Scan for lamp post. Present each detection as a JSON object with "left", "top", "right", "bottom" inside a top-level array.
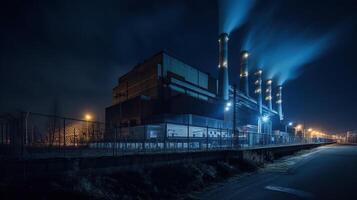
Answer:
[
  {"left": 261, "top": 115, "right": 270, "bottom": 144},
  {"left": 285, "top": 122, "right": 293, "bottom": 132},
  {"left": 224, "top": 100, "right": 233, "bottom": 147},
  {"left": 295, "top": 124, "right": 303, "bottom": 142},
  {"left": 85, "top": 114, "right": 92, "bottom": 141},
  {"left": 307, "top": 128, "right": 313, "bottom": 143}
]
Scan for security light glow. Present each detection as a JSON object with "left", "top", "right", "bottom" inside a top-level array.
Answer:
[
  {"left": 296, "top": 124, "right": 302, "bottom": 130},
  {"left": 262, "top": 115, "right": 269, "bottom": 122},
  {"left": 226, "top": 101, "right": 232, "bottom": 107},
  {"left": 223, "top": 61, "right": 227, "bottom": 67},
  {"left": 224, "top": 35, "right": 229, "bottom": 41},
  {"left": 85, "top": 114, "right": 92, "bottom": 121},
  {"left": 243, "top": 52, "right": 249, "bottom": 59}
]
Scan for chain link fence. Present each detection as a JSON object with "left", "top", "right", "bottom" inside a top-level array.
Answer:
[{"left": 0, "top": 112, "right": 333, "bottom": 159}]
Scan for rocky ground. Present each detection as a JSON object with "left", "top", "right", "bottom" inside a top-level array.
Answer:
[{"left": 0, "top": 158, "right": 259, "bottom": 200}]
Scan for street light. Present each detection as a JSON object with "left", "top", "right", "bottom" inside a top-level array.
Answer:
[
  {"left": 285, "top": 121, "right": 293, "bottom": 132},
  {"left": 84, "top": 113, "right": 92, "bottom": 141},
  {"left": 85, "top": 114, "right": 92, "bottom": 121},
  {"left": 294, "top": 124, "right": 303, "bottom": 140},
  {"left": 260, "top": 115, "right": 270, "bottom": 134},
  {"left": 296, "top": 124, "right": 302, "bottom": 131}
]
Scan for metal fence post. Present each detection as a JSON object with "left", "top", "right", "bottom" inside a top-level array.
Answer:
[
  {"left": 63, "top": 119, "right": 66, "bottom": 146},
  {"left": 113, "top": 126, "right": 117, "bottom": 156},
  {"left": 5, "top": 123, "right": 7, "bottom": 144},
  {"left": 227, "top": 128, "right": 229, "bottom": 149},
  {"left": 20, "top": 113, "right": 25, "bottom": 157},
  {"left": 206, "top": 126, "right": 209, "bottom": 151},
  {"left": 143, "top": 125, "right": 146, "bottom": 152},
  {"left": 164, "top": 123, "right": 167, "bottom": 152},
  {"left": 231, "top": 129, "right": 233, "bottom": 149},
  {"left": 220, "top": 127, "right": 222, "bottom": 149},
  {"left": 89, "top": 122, "right": 95, "bottom": 142},
  {"left": 73, "top": 128, "right": 76, "bottom": 147},
  {"left": 63, "top": 118, "right": 66, "bottom": 157},
  {"left": 119, "top": 124, "right": 122, "bottom": 154},
  {"left": 58, "top": 116, "right": 61, "bottom": 153},
  {"left": 1, "top": 123, "right": 3, "bottom": 145},
  {"left": 187, "top": 123, "right": 190, "bottom": 152}
]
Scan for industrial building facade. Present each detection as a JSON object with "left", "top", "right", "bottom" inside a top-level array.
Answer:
[
  {"left": 106, "top": 52, "right": 226, "bottom": 127},
  {"left": 106, "top": 33, "right": 288, "bottom": 144}
]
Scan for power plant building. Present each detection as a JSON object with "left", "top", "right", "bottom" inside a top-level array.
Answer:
[
  {"left": 106, "top": 51, "right": 226, "bottom": 128},
  {"left": 106, "top": 35, "right": 286, "bottom": 142}
]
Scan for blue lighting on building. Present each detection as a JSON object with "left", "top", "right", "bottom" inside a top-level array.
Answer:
[{"left": 262, "top": 115, "right": 269, "bottom": 122}]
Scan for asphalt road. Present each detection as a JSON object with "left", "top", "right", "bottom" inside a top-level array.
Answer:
[{"left": 197, "top": 144, "right": 357, "bottom": 200}]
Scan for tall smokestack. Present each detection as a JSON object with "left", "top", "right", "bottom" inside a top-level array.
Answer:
[
  {"left": 276, "top": 85, "right": 284, "bottom": 121},
  {"left": 265, "top": 79, "right": 273, "bottom": 110},
  {"left": 239, "top": 50, "right": 249, "bottom": 96},
  {"left": 254, "top": 69, "right": 263, "bottom": 115},
  {"left": 218, "top": 33, "right": 229, "bottom": 100}
]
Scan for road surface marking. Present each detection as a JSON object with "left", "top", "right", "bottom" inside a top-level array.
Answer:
[
  {"left": 265, "top": 185, "right": 314, "bottom": 199},
  {"left": 261, "top": 147, "right": 326, "bottom": 173}
]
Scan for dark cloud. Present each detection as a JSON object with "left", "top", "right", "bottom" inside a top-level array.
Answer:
[{"left": 0, "top": 0, "right": 191, "bottom": 120}]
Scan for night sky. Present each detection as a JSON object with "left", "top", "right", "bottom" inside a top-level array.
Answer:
[{"left": 1, "top": 0, "right": 356, "bottom": 133}]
